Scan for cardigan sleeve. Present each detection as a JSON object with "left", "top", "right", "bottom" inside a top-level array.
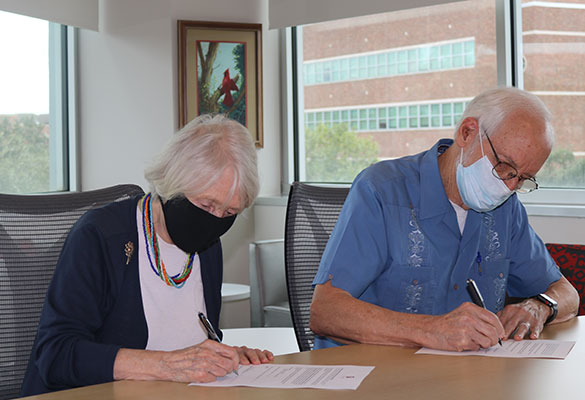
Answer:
[{"left": 33, "top": 215, "right": 123, "bottom": 390}]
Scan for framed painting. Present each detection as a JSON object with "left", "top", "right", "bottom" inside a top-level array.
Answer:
[{"left": 178, "top": 20, "right": 263, "bottom": 147}]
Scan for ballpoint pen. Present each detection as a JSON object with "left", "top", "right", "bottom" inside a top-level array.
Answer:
[
  {"left": 198, "top": 312, "right": 239, "bottom": 375},
  {"left": 466, "top": 278, "right": 503, "bottom": 346}
]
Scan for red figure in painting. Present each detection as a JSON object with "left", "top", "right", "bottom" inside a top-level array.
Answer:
[{"left": 220, "top": 69, "right": 238, "bottom": 107}]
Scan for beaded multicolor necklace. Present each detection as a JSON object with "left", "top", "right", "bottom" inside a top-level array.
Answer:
[{"left": 140, "top": 193, "right": 195, "bottom": 288}]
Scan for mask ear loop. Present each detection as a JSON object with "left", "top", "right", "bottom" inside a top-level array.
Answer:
[
  {"left": 460, "top": 124, "right": 486, "bottom": 164},
  {"left": 477, "top": 124, "right": 486, "bottom": 156}
]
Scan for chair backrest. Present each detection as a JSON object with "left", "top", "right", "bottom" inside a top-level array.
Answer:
[
  {"left": 545, "top": 243, "right": 585, "bottom": 316},
  {"left": 284, "top": 182, "right": 350, "bottom": 351},
  {"left": 0, "top": 184, "right": 144, "bottom": 400},
  {"left": 249, "top": 239, "right": 287, "bottom": 327}
]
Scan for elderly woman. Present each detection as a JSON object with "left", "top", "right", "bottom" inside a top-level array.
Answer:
[{"left": 21, "top": 114, "right": 273, "bottom": 396}]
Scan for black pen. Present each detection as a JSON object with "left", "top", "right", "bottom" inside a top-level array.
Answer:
[
  {"left": 198, "top": 312, "right": 239, "bottom": 375},
  {"left": 466, "top": 279, "right": 503, "bottom": 346}
]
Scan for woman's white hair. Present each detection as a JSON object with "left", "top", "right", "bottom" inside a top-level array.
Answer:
[
  {"left": 145, "top": 114, "right": 259, "bottom": 209},
  {"left": 456, "top": 86, "right": 554, "bottom": 144}
]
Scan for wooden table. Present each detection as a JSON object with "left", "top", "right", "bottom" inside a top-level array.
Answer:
[{"left": 20, "top": 317, "right": 585, "bottom": 400}]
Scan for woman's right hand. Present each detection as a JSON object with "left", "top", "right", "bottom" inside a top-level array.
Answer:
[
  {"left": 159, "top": 340, "right": 240, "bottom": 382},
  {"left": 114, "top": 339, "right": 240, "bottom": 383}
]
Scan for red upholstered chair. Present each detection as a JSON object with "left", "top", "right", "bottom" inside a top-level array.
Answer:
[{"left": 545, "top": 243, "right": 585, "bottom": 316}]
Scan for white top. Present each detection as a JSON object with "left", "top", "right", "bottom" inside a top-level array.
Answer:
[
  {"left": 136, "top": 207, "right": 208, "bottom": 351},
  {"left": 449, "top": 199, "right": 468, "bottom": 235}
]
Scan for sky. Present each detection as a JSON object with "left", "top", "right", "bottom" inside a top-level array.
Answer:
[{"left": 0, "top": 11, "right": 49, "bottom": 115}]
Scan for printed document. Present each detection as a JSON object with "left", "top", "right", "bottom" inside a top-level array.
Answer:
[
  {"left": 189, "top": 364, "right": 374, "bottom": 390},
  {"left": 416, "top": 339, "right": 575, "bottom": 359}
]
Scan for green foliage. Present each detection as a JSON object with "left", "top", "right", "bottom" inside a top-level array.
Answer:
[
  {"left": 0, "top": 114, "right": 50, "bottom": 194},
  {"left": 538, "top": 148, "right": 585, "bottom": 188},
  {"left": 305, "top": 124, "right": 379, "bottom": 182}
]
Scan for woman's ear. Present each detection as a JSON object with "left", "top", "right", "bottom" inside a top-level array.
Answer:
[{"left": 455, "top": 117, "right": 480, "bottom": 148}]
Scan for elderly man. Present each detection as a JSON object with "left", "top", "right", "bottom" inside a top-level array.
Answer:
[{"left": 310, "top": 87, "right": 579, "bottom": 351}]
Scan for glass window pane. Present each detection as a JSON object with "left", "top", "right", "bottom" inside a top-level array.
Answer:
[
  {"left": 521, "top": 1, "right": 585, "bottom": 188},
  {"left": 298, "top": 0, "right": 498, "bottom": 183},
  {"left": 0, "top": 11, "right": 63, "bottom": 193}
]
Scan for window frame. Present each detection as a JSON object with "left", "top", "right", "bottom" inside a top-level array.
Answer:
[
  {"left": 280, "top": 0, "right": 585, "bottom": 215},
  {"left": 0, "top": 15, "right": 77, "bottom": 194},
  {"left": 49, "top": 23, "right": 79, "bottom": 193}
]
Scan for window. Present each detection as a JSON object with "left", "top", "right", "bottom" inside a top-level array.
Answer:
[
  {"left": 288, "top": 0, "right": 585, "bottom": 197},
  {"left": 303, "top": 38, "right": 475, "bottom": 86},
  {"left": 293, "top": 0, "right": 497, "bottom": 182},
  {"left": 520, "top": 0, "right": 585, "bottom": 189},
  {"left": 0, "top": 11, "right": 73, "bottom": 194},
  {"left": 305, "top": 100, "right": 470, "bottom": 133}
]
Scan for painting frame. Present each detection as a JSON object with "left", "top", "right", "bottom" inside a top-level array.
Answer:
[{"left": 178, "top": 20, "right": 263, "bottom": 147}]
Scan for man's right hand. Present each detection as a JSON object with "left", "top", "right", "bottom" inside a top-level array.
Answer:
[{"left": 425, "top": 302, "right": 505, "bottom": 351}]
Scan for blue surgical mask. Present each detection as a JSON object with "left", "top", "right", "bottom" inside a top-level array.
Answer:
[{"left": 456, "top": 131, "right": 513, "bottom": 212}]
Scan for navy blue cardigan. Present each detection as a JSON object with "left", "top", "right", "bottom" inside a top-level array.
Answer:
[{"left": 20, "top": 195, "right": 224, "bottom": 396}]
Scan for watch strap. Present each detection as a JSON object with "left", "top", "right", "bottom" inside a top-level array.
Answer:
[{"left": 533, "top": 293, "right": 558, "bottom": 325}]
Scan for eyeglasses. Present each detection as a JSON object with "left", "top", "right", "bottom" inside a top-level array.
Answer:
[{"left": 483, "top": 131, "right": 539, "bottom": 194}]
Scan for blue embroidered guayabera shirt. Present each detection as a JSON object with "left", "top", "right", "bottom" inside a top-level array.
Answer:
[{"left": 313, "top": 139, "right": 562, "bottom": 349}]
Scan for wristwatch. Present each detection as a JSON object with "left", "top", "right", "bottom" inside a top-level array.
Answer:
[{"left": 533, "top": 293, "right": 558, "bottom": 325}]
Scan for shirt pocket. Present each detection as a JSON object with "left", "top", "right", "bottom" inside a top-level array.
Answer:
[
  {"left": 377, "top": 263, "right": 436, "bottom": 314},
  {"left": 470, "top": 259, "right": 510, "bottom": 313}
]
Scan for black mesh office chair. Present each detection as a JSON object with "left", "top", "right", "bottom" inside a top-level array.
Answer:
[
  {"left": 284, "top": 182, "right": 349, "bottom": 351},
  {"left": 0, "top": 184, "right": 144, "bottom": 400}
]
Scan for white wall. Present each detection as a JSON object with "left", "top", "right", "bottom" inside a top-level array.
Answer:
[
  {"left": 254, "top": 202, "right": 585, "bottom": 244},
  {"left": 78, "top": 0, "right": 282, "bottom": 328}
]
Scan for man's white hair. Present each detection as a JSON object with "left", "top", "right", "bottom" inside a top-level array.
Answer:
[
  {"left": 456, "top": 86, "right": 554, "bottom": 144},
  {"left": 145, "top": 114, "right": 259, "bottom": 209}
]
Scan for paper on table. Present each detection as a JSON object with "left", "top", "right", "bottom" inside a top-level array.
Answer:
[
  {"left": 416, "top": 339, "right": 575, "bottom": 359},
  {"left": 189, "top": 364, "right": 374, "bottom": 390}
]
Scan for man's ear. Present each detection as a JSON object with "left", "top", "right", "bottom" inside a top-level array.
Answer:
[{"left": 455, "top": 117, "right": 480, "bottom": 148}]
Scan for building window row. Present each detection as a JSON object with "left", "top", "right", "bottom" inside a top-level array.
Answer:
[
  {"left": 303, "top": 38, "right": 475, "bottom": 86},
  {"left": 305, "top": 100, "right": 471, "bottom": 132}
]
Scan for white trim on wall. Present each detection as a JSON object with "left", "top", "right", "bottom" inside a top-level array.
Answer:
[
  {"left": 0, "top": 0, "right": 98, "bottom": 30},
  {"left": 268, "top": 0, "right": 466, "bottom": 29}
]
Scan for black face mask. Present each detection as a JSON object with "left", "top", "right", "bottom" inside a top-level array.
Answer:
[{"left": 160, "top": 197, "right": 237, "bottom": 254}]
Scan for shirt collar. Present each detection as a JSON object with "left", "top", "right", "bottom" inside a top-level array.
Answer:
[{"left": 419, "top": 138, "right": 454, "bottom": 220}]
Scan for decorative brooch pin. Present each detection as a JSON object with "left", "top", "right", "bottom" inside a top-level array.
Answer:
[{"left": 124, "top": 241, "right": 135, "bottom": 265}]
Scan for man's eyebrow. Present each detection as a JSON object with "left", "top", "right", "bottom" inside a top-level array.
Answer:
[{"left": 500, "top": 153, "right": 535, "bottom": 179}]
